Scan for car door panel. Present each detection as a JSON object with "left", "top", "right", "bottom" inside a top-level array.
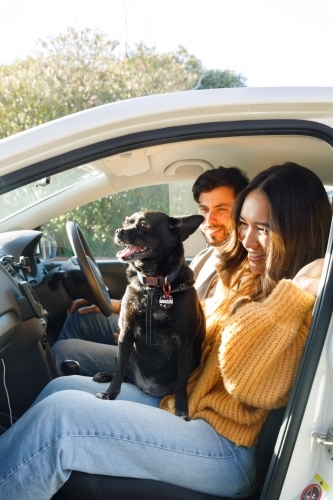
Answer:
[
  {"left": 95, "top": 260, "right": 128, "bottom": 300},
  {"left": 43, "top": 259, "right": 128, "bottom": 301},
  {"left": 262, "top": 228, "right": 333, "bottom": 499}
]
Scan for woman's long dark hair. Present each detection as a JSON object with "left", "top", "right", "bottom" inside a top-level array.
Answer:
[{"left": 216, "top": 162, "right": 332, "bottom": 314}]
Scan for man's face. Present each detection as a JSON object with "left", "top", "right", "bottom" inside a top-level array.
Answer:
[{"left": 198, "top": 186, "right": 236, "bottom": 246}]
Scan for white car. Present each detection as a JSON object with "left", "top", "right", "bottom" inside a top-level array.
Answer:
[{"left": 1, "top": 88, "right": 333, "bottom": 500}]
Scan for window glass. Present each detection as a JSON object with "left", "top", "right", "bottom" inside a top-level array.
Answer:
[
  {"left": 40, "top": 182, "right": 205, "bottom": 259},
  {"left": 325, "top": 185, "right": 333, "bottom": 202},
  {"left": 0, "top": 165, "right": 101, "bottom": 223}
]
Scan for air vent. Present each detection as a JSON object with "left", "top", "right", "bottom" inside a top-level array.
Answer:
[{"left": 0, "top": 256, "right": 16, "bottom": 277}]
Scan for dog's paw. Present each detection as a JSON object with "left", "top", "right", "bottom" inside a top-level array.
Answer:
[
  {"left": 175, "top": 411, "right": 190, "bottom": 421},
  {"left": 93, "top": 372, "right": 112, "bottom": 383},
  {"left": 95, "top": 392, "right": 115, "bottom": 400}
]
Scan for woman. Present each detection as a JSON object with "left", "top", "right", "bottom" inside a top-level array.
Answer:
[{"left": 0, "top": 162, "right": 331, "bottom": 500}]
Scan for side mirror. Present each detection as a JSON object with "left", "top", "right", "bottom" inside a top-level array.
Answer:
[{"left": 38, "top": 234, "right": 57, "bottom": 260}]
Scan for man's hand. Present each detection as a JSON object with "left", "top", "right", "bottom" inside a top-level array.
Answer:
[
  {"left": 68, "top": 298, "right": 121, "bottom": 315},
  {"left": 68, "top": 299, "right": 101, "bottom": 315},
  {"left": 292, "top": 258, "right": 325, "bottom": 297},
  {"left": 113, "top": 327, "right": 120, "bottom": 345}
]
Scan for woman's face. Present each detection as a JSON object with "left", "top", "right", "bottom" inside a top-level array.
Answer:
[{"left": 238, "top": 190, "right": 270, "bottom": 275}]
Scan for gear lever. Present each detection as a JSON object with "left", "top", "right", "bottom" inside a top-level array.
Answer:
[{"left": 61, "top": 360, "right": 81, "bottom": 375}]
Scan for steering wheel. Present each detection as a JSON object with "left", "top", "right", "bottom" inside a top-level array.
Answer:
[{"left": 66, "top": 221, "right": 112, "bottom": 317}]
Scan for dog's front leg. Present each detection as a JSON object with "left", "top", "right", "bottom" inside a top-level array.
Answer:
[
  {"left": 174, "top": 342, "right": 193, "bottom": 421},
  {"left": 96, "top": 340, "right": 133, "bottom": 400}
]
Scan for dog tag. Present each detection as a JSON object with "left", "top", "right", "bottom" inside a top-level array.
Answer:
[{"left": 159, "top": 295, "right": 173, "bottom": 309}]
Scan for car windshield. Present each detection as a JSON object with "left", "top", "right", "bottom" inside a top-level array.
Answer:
[{"left": 0, "top": 164, "right": 101, "bottom": 223}]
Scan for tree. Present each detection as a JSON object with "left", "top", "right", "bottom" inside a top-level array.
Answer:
[
  {"left": 0, "top": 28, "right": 246, "bottom": 139},
  {"left": 0, "top": 28, "right": 203, "bottom": 139},
  {"left": 195, "top": 69, "right": 246, "bottom": 89}
]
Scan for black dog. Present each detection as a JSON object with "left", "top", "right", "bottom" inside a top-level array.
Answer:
[{"left": 94, "top": 210, "right": 206, "bottom": 420}]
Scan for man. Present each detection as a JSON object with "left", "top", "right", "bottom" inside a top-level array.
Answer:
[
  {"left": 51, "top": 166, "right": 249, "bottom": 375},
  {"left": 191, "top": 166, "right": 248, "bottom": 300}
]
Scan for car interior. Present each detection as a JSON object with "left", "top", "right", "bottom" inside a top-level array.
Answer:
[{"left": 1, "top": 122, "right": 333, "bottom": 499}]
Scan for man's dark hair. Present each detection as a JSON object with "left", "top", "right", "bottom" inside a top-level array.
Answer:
[{"left": 192, "top": 166, "right": 249, "bottom": 203}]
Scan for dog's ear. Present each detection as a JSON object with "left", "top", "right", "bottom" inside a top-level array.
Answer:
[{"left": 169, "top": 215, "right": 204, "bottom": 241}]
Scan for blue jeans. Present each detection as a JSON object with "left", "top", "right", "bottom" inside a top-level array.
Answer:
[
  {"left": 52, "top": 311, "right": 119, "bottom": 375},
  {"left": 56, "top": 310, "right": 119, "bottom": 345},
  {"left": 51, "top": 339, "right": 117, "bottom": 376},
  {"left": 0, "top": 376, "right": 257, "bottom": 500}
]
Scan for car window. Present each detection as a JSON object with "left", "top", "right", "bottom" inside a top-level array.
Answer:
[
  {"left": 325, "top": 185, "right": 333, "bottom": 202},
  {"left": 0, "top": 165, "right": 101, "bottom": 223},
  {"left": 39, "top": 182, "right": 205, "bottom": 260}
]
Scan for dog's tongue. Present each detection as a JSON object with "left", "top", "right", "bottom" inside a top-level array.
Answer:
[{"left": 116, "top": 245, "right": 142, "bottom": 258}]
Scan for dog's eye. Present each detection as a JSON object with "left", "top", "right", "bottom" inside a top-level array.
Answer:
[
  {"left": 123, "top": 218, "right": 134, "bottom": 227},
  {"left": 140, "top": 221, "right": 151, "bottom": 230}
]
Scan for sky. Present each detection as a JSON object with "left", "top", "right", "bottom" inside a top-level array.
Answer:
[{"left": 0, "top": 0, "right": 332, "bottom": 87}]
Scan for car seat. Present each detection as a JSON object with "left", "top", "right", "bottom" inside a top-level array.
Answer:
[{"left": 55, "top": 406, "right": 286, "bottom": 500}]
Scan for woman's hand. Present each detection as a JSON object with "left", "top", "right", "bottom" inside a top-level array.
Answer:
[{"left": 292, "top": 258, "right": 325, "bottom": 297}]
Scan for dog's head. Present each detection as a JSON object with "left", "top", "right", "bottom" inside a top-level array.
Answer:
[{"left": 114, "top": 211, "right": 204, "bottom": 264}]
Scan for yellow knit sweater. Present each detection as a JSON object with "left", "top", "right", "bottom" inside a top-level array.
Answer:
[{"left": 159, "top": 279, "right": 315, "bottom": 447}]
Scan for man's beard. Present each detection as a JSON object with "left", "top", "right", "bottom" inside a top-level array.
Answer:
[{"left": 200, "top": 225, "right": 228, "bottom": 246}]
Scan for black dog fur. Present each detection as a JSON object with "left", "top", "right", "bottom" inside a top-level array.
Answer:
[{"left": 93, "top": 210, "right": 206, "bottom": 420}]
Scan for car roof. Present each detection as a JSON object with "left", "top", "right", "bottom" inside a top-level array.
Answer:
[
  {"left": 2, "top": 87, "right": 333, "bottom": 232},
  {"left": 1, "top": 87, "right": 333, "bottom": 177}
]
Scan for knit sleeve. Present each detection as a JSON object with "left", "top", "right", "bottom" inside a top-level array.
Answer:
[{"left": 219, "top": 279, "right": 315, "bottom": 409}]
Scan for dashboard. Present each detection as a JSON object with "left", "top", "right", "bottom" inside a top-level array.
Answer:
[
  {"left": 0, "top": 230, "right": 60, "bottom": 420},
  {"left": 0, "top": 230, "right": 51, "bottom": 325},
  {"left": 0, "top": 230, "right": 48, "bottom": 284},
  {"left": 0, "top": 229, "right": 92, "bottom": 340}
]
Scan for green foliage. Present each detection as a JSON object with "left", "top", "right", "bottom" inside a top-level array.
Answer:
[
  {"left": 0, "top": 28, "right": 204, "bottom": 139},
  {"left": 0, "top": 27, "right": 246, "bottom": 139},
  {"left": 196, "top": 69, "right": 246, "bottom": 89},
  {"left": 42, "top": 184, "right": 170, "bottom": 258}
]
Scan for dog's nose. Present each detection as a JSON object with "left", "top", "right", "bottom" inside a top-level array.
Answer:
[{"left": 115, "top": 228, "right": 128, "bottom": 239}]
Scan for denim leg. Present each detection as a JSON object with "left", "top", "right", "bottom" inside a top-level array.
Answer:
[
  {"left": 0, "top": 390, "right": 257, "bottom": 500},
  {"left": 32, "top": 376, "right": 161, "bottom": 408},
  {"left": 51, "top": 340, "right": 118, "bottom": 376},
  {"left": 56, "top": 311, "right": 119, "bottom": 345}
]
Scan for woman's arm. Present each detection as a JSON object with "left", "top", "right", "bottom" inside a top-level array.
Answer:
[{"left": 219, "top": 259, "right": 324, "bottom": 409}]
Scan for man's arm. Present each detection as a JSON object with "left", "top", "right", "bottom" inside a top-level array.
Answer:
[{"left": 68, "top": 298, "right": 121, "bottom": 315}]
